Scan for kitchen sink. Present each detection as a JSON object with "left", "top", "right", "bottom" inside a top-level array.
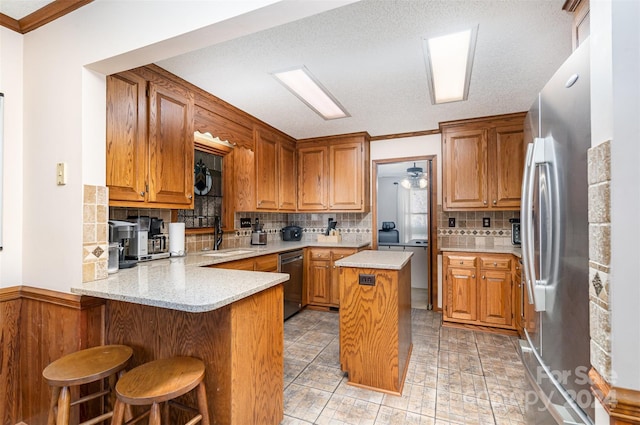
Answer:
[{"left": 201, "top": 249, "right": 255, "bottom": 257}]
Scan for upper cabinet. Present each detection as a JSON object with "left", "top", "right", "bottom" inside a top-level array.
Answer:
[
  {"left": 107, "top": 66, "right": 194, "bottom": 209},
  {"left": 297, "top": 133, "right": 370, "bottom": 212},
  {"left": 255, "top": 129, "right": 297, "bottom": 212},
  {"left": 441, "top": 113, "right": 525, "bottom": 211}
]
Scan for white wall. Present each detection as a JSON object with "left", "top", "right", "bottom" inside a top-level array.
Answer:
[
  {"left": 607, "top": 0, "right": 640, "bottom": 392},
  {"left": 0, "top": 27, "right": 24, "bottom": 287},
  {"left": 16, "top": 0, "right": 357, "bottom": 292},
  {"left": 370, "top": 134, "right": 443, "bottom": 205}
]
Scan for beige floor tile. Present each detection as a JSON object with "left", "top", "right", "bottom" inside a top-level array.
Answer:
[
  {"left": 285, "top": 357, "right": 310, "bottom": 388},
  {"left": 286, "top": 341, "right": 326, "bottom": 363},
  {"left": 294, "top": 363, "right": 346, "bottom": 393},
  {"left": 316, "top": 394, "right": 380, "bottom": 425},
  {"left": 298, "top": 330, "right": 338, "bottom": 348},
  {"left": 374, "top": 406, "right": 435, "bottom": 425},
  {"left": 333, "top": 377, "right": 385, "bottom": 404},
  {"left": 284, "top": 383, "right": 333, "bottom": 423}
]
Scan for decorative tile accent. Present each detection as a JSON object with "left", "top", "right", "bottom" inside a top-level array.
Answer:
[
  {"left": 592, "top": 273, "right": 603, "bottom": 296},
  {"left": 83, "top": 185, "right": 109, "bottom": 282},
  {"left": 587, "top": 141, "right": 612, "bottom": 385}
]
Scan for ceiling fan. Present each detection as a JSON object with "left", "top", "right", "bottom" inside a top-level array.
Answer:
[{"left": 400, "top": 163, "right": 428, "bottom": 189}]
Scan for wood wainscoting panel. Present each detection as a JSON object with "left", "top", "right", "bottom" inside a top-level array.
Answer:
[
  {"left": 0, "top": 286, "right": 105, "bottom": 425},
  {"left": 0, "top": 291, "right": 22, "bottom": 425}
]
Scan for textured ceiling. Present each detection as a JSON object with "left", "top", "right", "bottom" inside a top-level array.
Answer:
[
  {"left": 0, "top": 0, "right": 54, "bottom": 20},
  {"left": 158, "top": 0, "right": 573, "bottom": 140}
]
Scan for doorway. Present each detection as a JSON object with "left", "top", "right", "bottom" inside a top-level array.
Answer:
[{"left": 372, "top": 156, "right": 438, "bottom": 310}]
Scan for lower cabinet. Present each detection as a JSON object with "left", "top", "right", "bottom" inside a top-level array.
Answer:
[
  {"left": 443, "top": 252, "right": 517, "bottom": 331},
  {"left": 306, "top": 247, "right": 358, "bottom": 308},
  {"left": 209, "top": 253, "right": 278, "bottom": 272}
]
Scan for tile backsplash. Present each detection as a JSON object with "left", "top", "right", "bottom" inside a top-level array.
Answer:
[{"left": 437, "top": 206, "right": 519, "bottom": 248}]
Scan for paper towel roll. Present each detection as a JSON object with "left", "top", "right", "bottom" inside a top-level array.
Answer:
[{"left": 169, "top": 223, "right": 185, "bottom": 256}]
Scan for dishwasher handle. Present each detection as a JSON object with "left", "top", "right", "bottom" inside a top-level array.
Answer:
[{"left": 280, "top": 255, "right": 303, "bottom": 265}]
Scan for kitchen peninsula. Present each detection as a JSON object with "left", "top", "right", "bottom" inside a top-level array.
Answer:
[
  {"left": 71, "top": 255, "right": 289, "bottom": 425},
  {"left": 335, "top": 250, "right": 413, "bottom": 395}
]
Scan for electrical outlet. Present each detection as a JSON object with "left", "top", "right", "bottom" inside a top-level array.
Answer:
[
  {"left": 483, "top": 217, "right": 491, "bottom": 227},
  {"left": 240, "top": 218, "right": 252, "bottom": 228},
  {"left": 448, "top": 218, "right": 456, "bottom": 227},
  {"left": 358, "top": 274, "right": 376, "bottom": 286}
]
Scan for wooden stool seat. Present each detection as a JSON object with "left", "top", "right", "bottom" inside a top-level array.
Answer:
[
  {"left": 42, "top": 345, "right": 133, "bottom": 425},
  {"left": 112, "top": 356, "right": 210, "bottom": 425}
]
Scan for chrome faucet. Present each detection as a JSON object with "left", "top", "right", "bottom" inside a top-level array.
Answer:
[{"left": 213, "top": 216, "right": 223, "bottom": 250}]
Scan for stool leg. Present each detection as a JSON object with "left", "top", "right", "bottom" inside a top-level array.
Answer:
[
  {"left": 149, "top": 402, "right": 161, "bottom": 425},
  {"left": 56, "top": 386, "right": 71, "bottom": 425},
  {"left": 47, "top": 387, "right": 61, "bottom": 425},
  {"left": 110, "top": 399, "right": 125, "bottom": 425},
  {"left": 196, "top": 382, "right": 210, "bottom": 425}
]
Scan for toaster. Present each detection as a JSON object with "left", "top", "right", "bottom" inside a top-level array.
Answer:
[{"left": 282, "top": 225, "right": 303, "bottom": 241}]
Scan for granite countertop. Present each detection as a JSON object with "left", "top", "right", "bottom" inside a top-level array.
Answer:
[
  {"left": 71, "top": 240, "right": 371, "bottom": 313},
  {"left": 439, "top": 243, "right": 522, "bottom": 257},
  {"left": 334, "top": 250, "right": 412, "bottom": 270}
]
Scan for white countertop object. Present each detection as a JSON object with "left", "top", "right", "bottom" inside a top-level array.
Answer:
[{"left": 334, "top": 250, "right": 412, "bottom": 270}]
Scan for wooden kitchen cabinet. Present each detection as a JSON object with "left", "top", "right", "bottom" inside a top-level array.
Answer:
[
  {"left": 441, "top": 113, "right": 525, "bottom": 211},
  {"left": 209, "top": 253, "right": 278, "bottom": 272},
  {"left": 443, "top": 252, "right": 516, "bottom": 331},
  {"left": 306, "top": 247, "right": 358, "bottom": 308},
  {"left": 107, "top": 66, "right": 194, "bottom": 209},
  {"left": 255, "top": 129, "right": 297, "bottom": 211},
  {"left": 297, "top": 133, "right": 370, "bottom": 212}
]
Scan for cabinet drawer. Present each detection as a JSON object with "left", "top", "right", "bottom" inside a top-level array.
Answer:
[
  {"left": 331, "top": 248, "right": 357, "bottom": 261},
  {"left": 309, "top": 249, "right": 331, "bottom": 260},
  {"left": 479, "top": 256, "right": 512, "bottom": 270},
  {"left": 210, "top": 258, "right": 255, "bottom": 271},
  {"left": 255, "top": 254, "right": 278, "bottom": 272},
  {"left": 446, "top": 255, "right": 477, "bottom": 268}
]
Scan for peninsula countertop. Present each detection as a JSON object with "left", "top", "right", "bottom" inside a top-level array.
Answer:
[
  {"left": 71, "top": 240, "right": 371, "bottom": 313},
  {"left": 334, "top": 250, "right": 412, "bottom": 270}
]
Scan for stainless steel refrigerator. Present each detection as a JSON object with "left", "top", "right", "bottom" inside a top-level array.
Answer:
[{"left": 519, "top": 39, "right": 593, "bottom": 424}]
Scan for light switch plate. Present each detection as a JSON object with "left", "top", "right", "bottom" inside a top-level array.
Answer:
[
  {"left": 56, "top": 163, "right": 67, "bottom": 185},
  {"left": 483, "top": 217, "right": 491, "bottom": 227}
]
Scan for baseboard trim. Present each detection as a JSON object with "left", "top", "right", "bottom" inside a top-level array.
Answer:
[{"left": 590, "top": 367, "right": 640, "bottom": 424}]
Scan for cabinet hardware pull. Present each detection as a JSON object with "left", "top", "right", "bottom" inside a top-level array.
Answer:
[
  {"left": 188, "top": 194, "right": 193, "bottom": 199},
  {"left": 493, "top": 200, "right": 497, "bottom": 205},
  {"left": 482, "top": 275, "right": 485, "bottom": 279},
  {"left": 484, "top": 200, "right": 487, "bottom": 205},
  {"left": 460, "top": 261, "right": 463, "bottom": 264},
  {"left": 139, "top": 192, "right": 145, "bottom": 197},
  {"left": 493, "top": 262, "right": 497, "bottom": 266},
  {"left": 472, "top": 274, "right": 476, "bottom": 278}
]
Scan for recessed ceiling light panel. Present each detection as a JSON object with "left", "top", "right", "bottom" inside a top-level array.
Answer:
[
  {"left": 272, "top": 66, "right": 350, "bottom": 120},
  {"left": 423, "top": 26, "right": 478, "bottom": 104}
]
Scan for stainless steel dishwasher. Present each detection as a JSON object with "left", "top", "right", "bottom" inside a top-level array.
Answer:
[{"left": 279, "top": 250, "right": 304, "bottom": 320}]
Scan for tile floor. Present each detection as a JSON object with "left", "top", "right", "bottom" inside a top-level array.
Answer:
[{"left": 281, "top": 302, "right": 532, "bottom": 425}]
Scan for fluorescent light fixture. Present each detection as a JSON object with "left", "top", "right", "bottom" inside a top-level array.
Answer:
[
  {"left": 423, "top": 26, "right": 478, "bottom": 104},
  {"left": 272, "top": 66, "right": 350, "bottom": 120}
]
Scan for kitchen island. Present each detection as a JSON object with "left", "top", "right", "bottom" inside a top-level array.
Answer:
[
  {"left": 335, "top": 250, "right": 413, "bottom": 395},
  {"left": 72, "top": 257, "right": 289, "bottom": 425}
]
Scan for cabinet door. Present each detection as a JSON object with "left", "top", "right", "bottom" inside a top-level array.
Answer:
[
  {"left": 106, "top": 72, "right": 147, "bottom": 203},
  {"left": 298, "top": 146, "right": 328, "bottom": 210},
  {"left": 329, "top": 249, "right": 357, "bottom": 306},
  {"left": 443, "top": 128, "right": 488, "bottom": 209},
  {"left": 147, "top": 81, "right": 194, "bottom": 206},
  {"left": 255, "top": 130, "right": 279, "bottom": 210},
  {"left": 446, "top": 267, "right": 477, "bottom": 321},
  {"left": 279, "top": 140, "right": 297, "bottom": 211},
  {"left": 479, "top": 269, "right": 513, "bottom": 327},
  {"left": 491, "top": 125, "right": 524, "bottom": 209},
  {"left": 233, "top": 145, "right": 256, "bottom": 212},
  {"left": 329, "top": 142, "right": 363, "bottom": 210},
  {"left": 308, "top": 260, "right": 331, "bottom": 304}
]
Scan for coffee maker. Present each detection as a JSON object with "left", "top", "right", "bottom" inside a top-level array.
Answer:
[
  {"left": 127, "top": 216, "right": 170, "bottom": 261},
  {"left": 108, "top": 220, "right": 138, "bottom": 269}
]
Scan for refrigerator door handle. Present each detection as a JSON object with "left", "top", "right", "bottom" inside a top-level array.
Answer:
[{"left": 521, "top": 143, "right": 536, "bottom": 305}]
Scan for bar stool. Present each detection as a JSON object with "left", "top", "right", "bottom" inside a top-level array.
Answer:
[
  {"left": 42, "top": 344, "right": 133, "bottom": 425},
  {"left": 111, "top": 356, "right": 210, "bottom": 425}
]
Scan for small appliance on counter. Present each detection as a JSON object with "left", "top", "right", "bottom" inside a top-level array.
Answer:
[
  {"left": 251, "top": 218, "right": 267, "bottom": 245},
  {"left": 108, "top": 220, "right": 138, "bottom": 270},
  {"left": 378, "top": 221, "right": 399, "bottom": 244},
  {"left": 127, "top": 216, "right": 170, "bottom": 261},
  {"left": 282, "top": 225, "right": 303, "bottom": 242}
]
